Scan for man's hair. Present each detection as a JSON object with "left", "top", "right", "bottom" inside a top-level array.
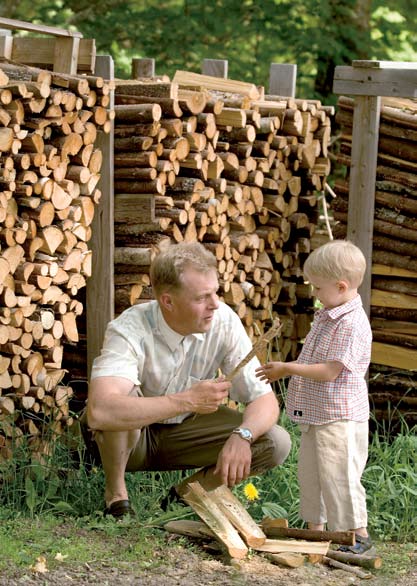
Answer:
[
  {"left": 303, "top": 240, "right": 367, "bottom": 288},
  {"left": 150, "top": 241, "right": 217, "bottom": 297}
]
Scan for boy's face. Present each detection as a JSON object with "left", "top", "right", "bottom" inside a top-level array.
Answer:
[{"left": 308, "top": 275, "right": 351, "bottom": 309}]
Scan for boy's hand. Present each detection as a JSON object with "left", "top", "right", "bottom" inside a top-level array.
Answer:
[{"left": 255, "top": 362, "right": 287, "bottom": 383}]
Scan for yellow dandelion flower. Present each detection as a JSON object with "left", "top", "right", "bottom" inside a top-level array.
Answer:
[{"left": 243, "top": 482, "right": 259, "bottom": 501}]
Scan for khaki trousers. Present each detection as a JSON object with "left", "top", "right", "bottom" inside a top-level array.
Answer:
[
  {"left": 126, "top": 405, "right": 291, "bottom": 476},
  {"left": 298, "top": 420, "right": 369, "bottom": 531}
]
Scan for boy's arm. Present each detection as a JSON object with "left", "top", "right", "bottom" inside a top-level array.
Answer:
[{"left": 256, "top": 360, "right": 343, "bottom": 383}]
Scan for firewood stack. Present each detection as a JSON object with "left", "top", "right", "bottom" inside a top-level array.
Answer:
[
  {"left": 0, "top": 62, "right": 113, "bottom": 460},
  {"left": 333, "top": 95, "right": 417, "bottom": 427},
  {"left": 111, "top": 70, "right": 333, "bottom": 365}
]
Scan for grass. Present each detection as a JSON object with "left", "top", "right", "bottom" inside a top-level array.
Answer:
[{"left": 0, "top": 402, "right": 416, "bottom": 580}]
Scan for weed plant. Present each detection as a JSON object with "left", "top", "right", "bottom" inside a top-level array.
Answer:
[{"left": 0, "top": 397, "right": 416, "bottom": 543}]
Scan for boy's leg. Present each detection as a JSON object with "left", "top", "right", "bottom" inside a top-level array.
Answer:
[
  {"left": 298, "top": 424, "right": 328, "bottom": 528},
  {"left": 314, "top": 420, "right": 369, "bottom": 532}
]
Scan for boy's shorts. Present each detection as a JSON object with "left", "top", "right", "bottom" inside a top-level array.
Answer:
[{"left": 298, "top": 420, "right": 368, "bottom": 531}]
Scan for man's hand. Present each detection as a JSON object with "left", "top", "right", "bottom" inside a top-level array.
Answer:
[
  {"left": 213, "top": 433, "right": 252, "bottom": 487},
  {"left": 180, "top": 379, "right": 231, "bottom": 414}
]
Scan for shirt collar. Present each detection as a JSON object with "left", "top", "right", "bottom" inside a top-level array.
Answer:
[
  {"left": 155, "top": 305, "right": 205, "bottom": 351},
  {"left": 321, "top": 294, "right": 363, "bottom": 320}
]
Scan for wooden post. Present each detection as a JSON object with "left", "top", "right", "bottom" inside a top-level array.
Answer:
[
  {"left": 333, "top": 60, "right": 417, "bottom": 316},
  {"left": 53, "top": 37, "right": 80, "bottom": 75},
  {"left": 269, "top": 63, "right": 297, "bottom": 97},
  {"left": 202, "top": 59, "right": 228, "bottom": 78},
  {"left": 347, "top": 95, "right": 380, "bottom": 314},
  {"left": 0, "top": 29, "right": 13, "bottom": 59},
  {"left": 132, "top": 57, "right": 155, "bottom": 78},
  {"left": 87, "top": 55, "right": 115, "bottom": 379}
]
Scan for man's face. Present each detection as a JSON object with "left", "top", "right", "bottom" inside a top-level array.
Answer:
[{"left": 164, "top": 267, "right": 220, "bottom": 335}]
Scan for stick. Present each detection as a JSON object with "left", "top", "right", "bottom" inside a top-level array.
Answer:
[
  {"left": 262, "top": 525, "right": 355, "bottom": 546},
  {"left": 323, "top": 556, "right": 373, "bottom": 579},
  {"left": 326, "top": 549, "right": 382, "bottom": 569},
  {"left": 224, "top": 319, "right": 282, "bottom": 382}
]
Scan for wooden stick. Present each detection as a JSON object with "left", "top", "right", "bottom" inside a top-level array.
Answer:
[
  {"left": 224, "top": 319, "right": 282, "bottom": 382},
  {"left": 323, "top": 556, "right": 373, "bottom": 579},
  {"left": 326, "top": 549, "right": 382, "bottom": 569},
  {"left": 261, "top": 523, "right": 355, "bottom": 546}
]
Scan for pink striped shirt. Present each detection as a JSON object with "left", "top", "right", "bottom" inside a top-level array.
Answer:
[{"left": 287, "top": 295, "right": 372, "bottom": 425}]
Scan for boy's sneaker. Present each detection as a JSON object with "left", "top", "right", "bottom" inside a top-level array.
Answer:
[{"left": 338, "top": 534, "right": 375, "bottom": 556}]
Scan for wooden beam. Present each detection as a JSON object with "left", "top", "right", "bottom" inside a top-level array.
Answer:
[
  {"left": 0, "top": 17, "right": 82, "bottom": 38},
  {"left": 87, "top": 55, "right": 115, "bottom": 380},
  {"left": 333, "top": 63, "right": 417, "bottom": 98},
  {"left": 202, "top": 59, "right": 228, "bottom": 78},
  {"left": 53, "top": 37, "right": 80, "bottom": 75},
  {"left": 347, "top": 95, "right": 381, "bottom": 315},
  {"left": 269, "top": 63, "right": 297, "bottom": 97}
]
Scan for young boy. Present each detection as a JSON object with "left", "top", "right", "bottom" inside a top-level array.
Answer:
[{"left": 256, "top": 240, "right": 374, "bottom": 554}]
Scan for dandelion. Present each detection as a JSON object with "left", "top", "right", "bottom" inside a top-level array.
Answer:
[{"left": 243, "top": 482, "right": 259, "bottom": 501}]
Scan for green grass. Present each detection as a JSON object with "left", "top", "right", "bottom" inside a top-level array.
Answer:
[{"left": 0, "top": 403, "right": 416, "bottom": 580}]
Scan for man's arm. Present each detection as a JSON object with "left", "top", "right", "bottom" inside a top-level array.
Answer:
[
  {"left": 214, "top": 390, "right": 279, "bottom": 486},
  {"left": 87, "top": 376, "right": 231, "bottom": 432}
]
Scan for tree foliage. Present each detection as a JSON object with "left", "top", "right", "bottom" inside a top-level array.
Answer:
[{"left": 1, "top": 0, "right": 416, "bottom": 101}]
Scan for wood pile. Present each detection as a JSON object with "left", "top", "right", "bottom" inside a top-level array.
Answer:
[
  {"left": 163, "top": 481, "right": 381, "bottom": 579},
  {"left": 0, "top": 62, "right": 113, "bottom": 460},
  {"left": 111, "top": 70, "right": 333, "bottom": 367},
  {"left": 333, "top": 95, "right": 417, "bottom": 427}
]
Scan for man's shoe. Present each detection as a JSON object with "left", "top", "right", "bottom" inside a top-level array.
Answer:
[
  {"left": 338, "top": 534, "right": 375, "bottom": 555},
  {"left": 160, "top": 486, "right": 186, "bottom": 511},
  {"left": 104, "top": 499, "right": 136, "bottom": 519}
]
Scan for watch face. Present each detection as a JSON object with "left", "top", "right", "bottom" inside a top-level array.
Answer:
[{"left": 235, "top": 427, "right": 252, "bottom": 441}]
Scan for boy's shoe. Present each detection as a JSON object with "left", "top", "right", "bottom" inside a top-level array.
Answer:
[{"left": 338, "top": 534, "right": 375, "bottom": 555}]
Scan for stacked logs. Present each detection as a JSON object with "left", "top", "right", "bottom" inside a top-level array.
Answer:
[
  {"left": 111, "top": 71, "right": 333, "bottom": 366},
  {"left": 333, "top": 95, "right": 417, "bottom": 427},
  {"left": 0, "top": 62, "right": 113, "bottom": 460}
]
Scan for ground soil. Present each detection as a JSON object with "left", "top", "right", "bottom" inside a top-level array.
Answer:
[{"left": 3, "top": 537, "right": 417, "bottom": 586}]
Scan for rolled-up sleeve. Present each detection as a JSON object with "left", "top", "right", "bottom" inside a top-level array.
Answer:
[{"left": 90, "top": 327, "right": 142, "bottom": 384}]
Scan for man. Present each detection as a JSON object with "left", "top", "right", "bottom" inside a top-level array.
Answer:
[{"left": 86, "top": 241, "right": 291, "bottom": 518}]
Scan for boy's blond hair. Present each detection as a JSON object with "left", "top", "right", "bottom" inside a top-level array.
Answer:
[{"left": 303, "top": 240, "right": 366, "bottom": 288}]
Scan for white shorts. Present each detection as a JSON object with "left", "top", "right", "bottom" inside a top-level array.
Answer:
[{"left": 298, "top": 420, "right": 369, "bottom": 531}]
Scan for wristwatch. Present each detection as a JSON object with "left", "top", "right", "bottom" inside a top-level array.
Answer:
[{"left": 232, "top": 427, "right": 253, "bottom": 443}]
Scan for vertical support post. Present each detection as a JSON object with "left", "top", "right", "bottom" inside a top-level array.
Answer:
[
  {"left": 347, "top": 95, "right": 381, "bottom": 316},
  {"left": 53, "top": 36, "right": 80, "bottom": 74},
  {"left": 87, "top": 55, "right": 115, "bottom": 380},
  {"left": 131, "top": 57, "right": 155, "bottom": 78},
  {"left": 202, "top": 59, "right": 228, "bottom": 78},
  {"left": 269, "top": 63, "right": 297, "bottom": 97},
  {"left": 0, "top": 29, "right": 13, "bottom": 59}
]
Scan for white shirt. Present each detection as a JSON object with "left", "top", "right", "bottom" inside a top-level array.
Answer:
[{"left": 91, "top": 300, "right": 272, "bottom": 423}]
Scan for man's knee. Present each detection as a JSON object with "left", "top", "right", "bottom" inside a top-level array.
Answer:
[
  {"left": 267, "top": 425, "right": 292, "bottom": 466},
  {"left": 252, "top": 425, "right": 291, "bottom": 474}
]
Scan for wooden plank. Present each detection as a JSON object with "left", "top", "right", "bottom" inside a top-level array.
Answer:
[
  {"left": 0, "top": 29, "right": 13, "bottom": 59},
  {"left": 0, "top": 16, "right": 82, "bottom": 38},
  {"left": 371, "top": 341, "right": 417, "bottom": 369},
  {"left": 182, "top": 482, "right": 248, "bottom": 559},
  {"left": 210, "top": 485, "right": 266, "bottom": 547},
  {"left": 346, "top": 95, "right": 381, "bottom": 316},
  {"left": 372, "top": 264, "right": 417, "bottom": 278},
  {"left": 371, "top": 289, "right": 417, "bottom": 310},
  {"left": 255, "top": 538, "right": 330, "bottom": 555},
  {"left": 352, "top": 60, "right": 417, "bottom": 70},
  {"left": 87, "top": 55, "right": 114, "bottom": 380},
  {"left": 53, "top": 37, "right": 80, "bottom": 75},
  {"left": 269, "top": 63, "right": 297, "bottom": 97},
  {"left": 8, "top": 38, "right": 95, "bottom": 72},
  {"left": 172, "top": 70, "right": 261, "bottom": 100},
  {"left": 333, "top": 65, "right": 417, "bottom": 98},
  {"left": 202, "top": 59, "right": 228, "bottom": 78}
]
